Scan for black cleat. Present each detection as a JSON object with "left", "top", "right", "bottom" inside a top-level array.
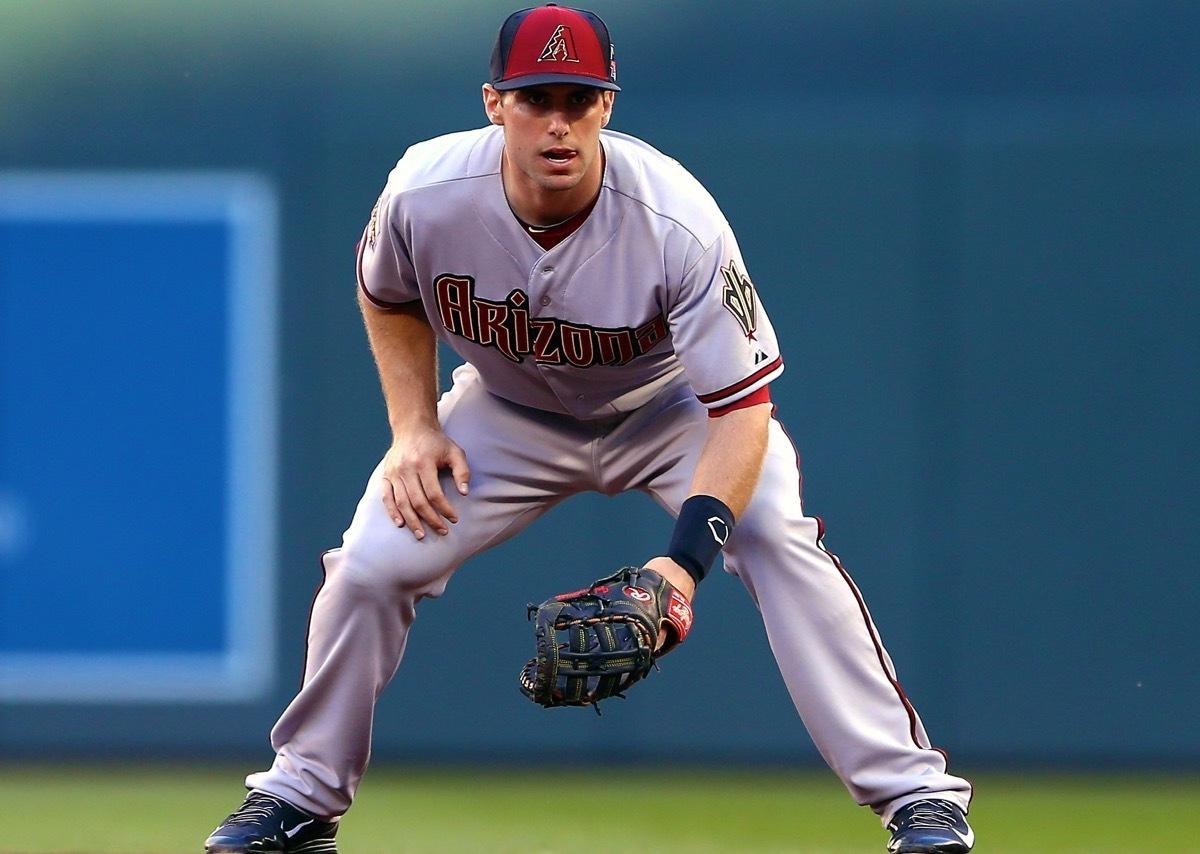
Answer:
[
  {"left": 204, "top": 790, "right": 338, "bottom": 853},
  {"left": 886, "top": 799, "right": 974, "bottom": 853}
]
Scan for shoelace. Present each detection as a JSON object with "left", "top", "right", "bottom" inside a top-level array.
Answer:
[
  {"left": 224, "top": 793, "right": 288, "bottom": 825},
  {"left": 903, "top": 802, "right": 959, "bottom": 830}
]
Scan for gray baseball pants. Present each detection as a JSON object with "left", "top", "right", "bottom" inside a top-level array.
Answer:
[{"left": 247, "top": 364, "right": 972, "bottom": 824}]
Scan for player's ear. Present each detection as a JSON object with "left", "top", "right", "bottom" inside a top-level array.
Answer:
[
  {"left": 482, "top": 84, "right": 505, "bottom": 126},
  {"left": 600, "top": 91, "right": 615, "bottom": 128}
]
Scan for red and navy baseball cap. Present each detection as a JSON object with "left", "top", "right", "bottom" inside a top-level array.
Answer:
[{"left": 489, "top": 4, "right": 620, "bottom": 92}]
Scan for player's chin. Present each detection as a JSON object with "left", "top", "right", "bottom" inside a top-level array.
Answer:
[
  {"left": 535, "top": 160, "right": 585, "bottom": 187},
  {"left": 536, "top": 172, "right": 584, "bottom": 192}
]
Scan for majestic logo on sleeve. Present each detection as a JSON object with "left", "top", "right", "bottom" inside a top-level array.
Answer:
[
  {"left": 538, "top": 25, "right": 580, "bottom": 63},
  {"left": 720, "top": 261, "right": 758, "bottom": 341},
  {"left": 434, "top": 274, "right": 668, "bottom": 367}
]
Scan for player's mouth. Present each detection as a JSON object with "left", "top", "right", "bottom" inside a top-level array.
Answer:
[{"left": 542, "top": 147, "right": 577, "bottom": 167}]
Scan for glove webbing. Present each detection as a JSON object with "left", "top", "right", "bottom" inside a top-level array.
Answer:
[{"left": 535, "top": 602, "right": 653, "bottom": 703}]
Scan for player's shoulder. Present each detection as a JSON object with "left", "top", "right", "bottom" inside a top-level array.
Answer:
[
  {"left": 602, "top": 129, "right": 728, "bottom": 247},
  {"left": 382, "top": 126, "right": 503, "bottom": 197}
]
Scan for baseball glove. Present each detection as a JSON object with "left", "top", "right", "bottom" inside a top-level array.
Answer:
[{"left": 518, "top": 566, "right": 694, "bottom": 711}]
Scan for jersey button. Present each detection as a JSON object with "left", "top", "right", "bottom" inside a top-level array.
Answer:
[
  {"left": 540, "top": 296, "right": 552, "bottom": 306},
  {"left": 542, "top": 266, "right": 554, "bottom": 274},
  {"left": 576, "top": 394, "right": 585, "bottom": 401}
]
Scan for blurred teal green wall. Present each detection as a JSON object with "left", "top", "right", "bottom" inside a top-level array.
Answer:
[{"left": 1, "top": 1, "right": 1196, "bottom": 766}]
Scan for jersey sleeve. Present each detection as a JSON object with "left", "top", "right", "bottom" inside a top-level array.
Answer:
[
  {"left": 355, "top": 189, "right": 420, "bottom": 307},
  {"left": 668, "top": 228, "right": 784, "bottom": 409}
]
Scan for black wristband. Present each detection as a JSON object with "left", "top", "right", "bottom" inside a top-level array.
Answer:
[{"left": 667, "top": 494, "right": 736, "bottom": 585}]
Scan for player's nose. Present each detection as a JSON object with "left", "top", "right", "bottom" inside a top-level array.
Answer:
[{"left": 546, "top": 112, "right": 570, "bottom": 137}]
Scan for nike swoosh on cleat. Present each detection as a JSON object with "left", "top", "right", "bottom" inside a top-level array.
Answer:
[{"left": 283, "top": 819, "right": 314, "bottom": 838}]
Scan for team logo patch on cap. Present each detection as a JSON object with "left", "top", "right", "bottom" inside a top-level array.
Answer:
[{"left": 538, "top": 24, "right": 581, "bottom": 63}]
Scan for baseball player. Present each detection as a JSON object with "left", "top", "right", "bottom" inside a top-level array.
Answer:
[{"left": 205, "top": 5, "right": 975, "bottom": 853}]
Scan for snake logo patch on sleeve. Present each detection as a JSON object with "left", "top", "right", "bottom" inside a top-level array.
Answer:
[{"left": 720, "top": 260, "right": 758, "bottom": 341}]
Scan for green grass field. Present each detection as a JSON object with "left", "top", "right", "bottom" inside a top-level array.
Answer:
[{"left": 0, "top": 765, "right": 1194, "bottom": 853}]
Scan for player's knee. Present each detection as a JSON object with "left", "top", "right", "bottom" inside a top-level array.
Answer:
[
  {"left": 724, "top": 499, "right": 815, "bottom": 571},
  {"left": 726, "top": 503, "right": 775, "bottom": 555},
  {"left": 323, "top": 543, "right": 454, "bottom": 600}
]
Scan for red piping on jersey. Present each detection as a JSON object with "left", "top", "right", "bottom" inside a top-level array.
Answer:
[
  {"left": 697, "top": 356, "right": 784, "bottom": 404},
  {"left": 709, "top": 384, "right": 771, "bottom": 417},
  {"left": 771, "top": 413, "right": 964, "bottom": 796},
  {"left": 356, "top": 232, "right": 413, "bottom": 310}
]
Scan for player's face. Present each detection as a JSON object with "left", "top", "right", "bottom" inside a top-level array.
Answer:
[{"left": 484, "top": 84, "right": 613, "bottom": 198}]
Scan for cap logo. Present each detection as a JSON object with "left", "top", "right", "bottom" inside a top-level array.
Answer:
[{"left": 538, "top": 24, "right": 581, "bottom": 63}]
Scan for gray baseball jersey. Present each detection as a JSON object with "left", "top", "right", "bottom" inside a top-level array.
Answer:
[
  {"left": 356, "top": 126, "right": 783, "bottom": 419},
  {"left": 246, "top": 126, "right": 972, "bottom": 827}
]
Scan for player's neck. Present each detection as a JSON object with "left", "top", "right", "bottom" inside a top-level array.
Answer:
[{"left": 502, "top": 147, "right": 605, "bottom": 227}]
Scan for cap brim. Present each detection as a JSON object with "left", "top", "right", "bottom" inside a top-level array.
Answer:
[{"left": 492, "top": 73, "right": 620, "bottom": 92}]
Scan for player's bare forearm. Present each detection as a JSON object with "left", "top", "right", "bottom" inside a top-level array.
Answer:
[
  {"left": 358, "top": 293, "right": 440, "bottom": 432},
  {"left": 646, "top": 402, "right": 772, "bottom": 600},
  {"left": 358, "top": 292, "right": 470, "bottom": 538},
  {"left": 688, "top": 402, "right": 772, "bottom": 517}
]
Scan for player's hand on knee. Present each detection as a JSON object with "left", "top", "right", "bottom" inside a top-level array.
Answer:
[{"left": 380, "top": 428, "right": 471, "bottom": 539}]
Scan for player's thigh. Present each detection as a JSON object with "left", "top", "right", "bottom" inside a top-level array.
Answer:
[
  {"left": 334, "top": 365, "right": 594, "bottom": 596},
  {"left": 617, "top": 399, "right": 819, "bottom": 592},
  {"left": 601, "top": 378, "right": 707, "bottom": 504}
]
